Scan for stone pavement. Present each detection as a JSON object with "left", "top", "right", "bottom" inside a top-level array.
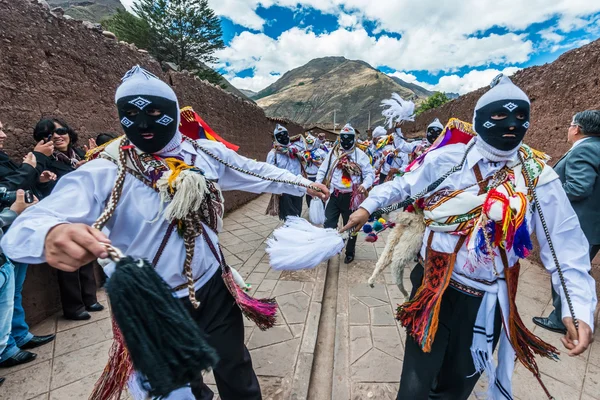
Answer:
[
  {"left": 329, "top": 228, "right": 600, "bottom": 400},
  {"left": 1, "top": 194, "right": 599, "bottom": 400}
]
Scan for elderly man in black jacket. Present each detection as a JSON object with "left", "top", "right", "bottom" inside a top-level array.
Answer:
[
  {"left": 534, "top": 110, "right": 600, "bottom": 334},
  {"left": 0, "top": 120, "right": 56, "bottom": 370}
]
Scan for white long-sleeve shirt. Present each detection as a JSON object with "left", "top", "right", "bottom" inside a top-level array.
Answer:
[
  {"left": 316, "top": 148, "right": 375, "bottom": 192},
  {"left": 1, "top": 139, "right": 312, "bottom": 298},
  {"left": 266, "top": 141, "right": 305, "bottom": 176},
  {"left": 361, "top": 142, "right": 597, "bottom": 330},
  {"left": 393, "top": 133, "right": 421, "bottom": 154}
]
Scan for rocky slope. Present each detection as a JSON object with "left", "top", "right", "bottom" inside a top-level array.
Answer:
[
  {"left": 47, "top": 0, "right": 122, "bottom": 22},
  {"left": 256, "top": 57, "right": 433, "bottom": 131}
]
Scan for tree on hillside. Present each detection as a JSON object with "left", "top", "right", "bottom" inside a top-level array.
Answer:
[
  {"left": 102, "top": 0, "right": 225, "bottom": 85},
  {"left": 133, "top": 0, "right": 225, "bottom": 70},
  {"left": 415, "top": 92, "right": 451, "bottom": 115},
  {"left": 102, "top": 9, "right": 152, "bottom": 51}
]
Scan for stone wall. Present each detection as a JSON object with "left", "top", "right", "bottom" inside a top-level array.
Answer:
[{"left": 0, "top": 0, "right": 302, "bottom": 324}]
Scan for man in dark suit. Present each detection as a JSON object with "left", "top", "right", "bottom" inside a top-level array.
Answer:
[{"left": 533, "top": 110, "right": 600, "bottom": 334}]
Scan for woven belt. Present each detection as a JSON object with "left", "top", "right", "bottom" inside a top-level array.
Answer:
[
  {"left": 449, "top": 279, "right": 484, "bottom": 297},
  {"left": 333, "top": 188, "right": 352, "bottom": 196}
]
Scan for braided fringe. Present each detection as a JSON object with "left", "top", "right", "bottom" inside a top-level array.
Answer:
[
  {"left": 89, "top": 318, "right": 133, "bottom": 400},
  {"left": 505, "top": 264, "right": 559, "bottom": 387},
  {"left": 93, "top": 137, "right": 129, "bottom": 231},
  {"left": 266, "top": 194, "right": 280, "bottom": 217},
  {"left": 182, "top": 231, "right": 200, "bottom": 308},
  {"left": 222, "top": 266, "right": 277, "bottom": 330}
]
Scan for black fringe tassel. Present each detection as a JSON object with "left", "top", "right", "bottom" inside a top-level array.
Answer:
[{"left": 106, "top": 257, "right": 218, "bottom": 398}]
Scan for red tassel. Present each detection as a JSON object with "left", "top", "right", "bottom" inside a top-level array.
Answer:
[
  {"left": 222, "top": 267, "right": 278, "bottom": 331},
  {"left": 89, "top": 318, "right": 134, "bottom": 400},
  {"left": 505, "top": 263, "right": 559, "bottom": 393}
]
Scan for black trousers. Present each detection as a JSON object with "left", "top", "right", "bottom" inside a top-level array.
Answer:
[
  {"left": 324, "top": 192, "right": 357, "bottom": 256},
  {"left": 397, "top": 265, "right": 502, "bottom": 400},
  {"left": 184, "top": 270, "right": 261, "bottom": 400},
  {"left": 278, "top": 193, "right": 303, "bottom": 221},
  {"left": 379, "top": 173, "right": 388, "bottom": 185},
  {"left": 306, "top": 176, "right": 316, "bottom": 207},
  {"left": 57, "top": 262, "right": 98, "bottom": 315}
]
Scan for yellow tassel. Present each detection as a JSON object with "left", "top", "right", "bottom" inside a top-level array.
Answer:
[
  {"left": 444, "top": 118, "right": 477, "bottom": 136},
  {"left": 164, "top": 158, "right": 195, "bottom": 193}
]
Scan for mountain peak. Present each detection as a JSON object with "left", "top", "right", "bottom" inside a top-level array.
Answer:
[{"left": 255, "top": 57, "right": 433, "bottom": 131}]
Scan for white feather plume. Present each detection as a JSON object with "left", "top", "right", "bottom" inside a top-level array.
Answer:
[
  {"left": 266, "top": 217, "right": 344, "bottom": 270},
  {"left": 309, "top": 198, "right": 326, "bottom": 225},
  {"left": 381, "top": 93, "right": 416, "bottom": 128}
]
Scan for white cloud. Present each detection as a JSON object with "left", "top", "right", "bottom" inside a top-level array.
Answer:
[
  {"left": 429, "top": 67, "right": 521, "bottom": 95},
  {"left": 338, "top": 13, "right": 360, "bottom": 29},
  {"left": 120, "top": 0, "right": 600, "bottom": 93},
  {"left": 387, "top": 68, "right": 521, "bottom": 95},
  {"left": 226, "top": 73, "right": 281, "bottom": 92},
  {"left": 216, "top": 27, "right": 533, "bottom": 91}
]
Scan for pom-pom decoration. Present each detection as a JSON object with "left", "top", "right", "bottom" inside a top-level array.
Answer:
[
  {"left": 266, "top": 217, "right": 344, "bottom": 270},
  {"left": 362, "top": 224, "right": 373, "bottom": 234},
  {"left": 365, "top": 233, "right": 378, "bottom": 242},
  {"left": 373, "top": 221, "right": 384, "bottom": 232},
  {"left": 377, "top": 218, "right": 386, "bottom": 224}
]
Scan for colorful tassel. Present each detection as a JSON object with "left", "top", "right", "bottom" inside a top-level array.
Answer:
[
  {"left": 90, "top": 318, "right": 134, "bottom": 400},
  {"left": 513, "top": 217, "right": 533, "bottom": 258},
  {"left": 397, "top": 246, "right": 457, "bottom": 352},
  {"left": 505, "top": 263, "right": 559, "bottom": 383},
  {"left": 341, "top": 174, "right": 352, "bottom": 188},
  {"left": 350, "top": 185, "right": 367, "bottom": 211},
  {"left": 222, "top": 266, "right": 277, "bottom": 331}
]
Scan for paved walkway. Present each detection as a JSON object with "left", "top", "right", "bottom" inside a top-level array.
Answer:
[{"left": 1, "top": 194, "right": 599, "bottom": 400}]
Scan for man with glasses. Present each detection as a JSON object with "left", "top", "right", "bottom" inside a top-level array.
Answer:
[{"left": 533, "top": 110, "right": 600, "bottom": 334}]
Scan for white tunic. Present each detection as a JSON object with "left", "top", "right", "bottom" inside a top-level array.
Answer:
[
  {"left": 1, "top": 139, "right": 312, "bottom": 298},
  {"left": 316, "top": 148, "right": 375, "bottom": 192},
  {"left": 361, "top": 142, "right": 597, "bottom": 330},
  {"left": 266, "top": 141, "right": 305, "bottom": 176}
]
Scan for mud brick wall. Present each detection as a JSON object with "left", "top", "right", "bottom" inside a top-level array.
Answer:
[{"left": 0, "top": 0, "right": 303, "bottom": 324}]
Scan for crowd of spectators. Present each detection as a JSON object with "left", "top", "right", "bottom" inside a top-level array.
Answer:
[{"left": 0, "top": 117, "right": 117, "bottom": 385}]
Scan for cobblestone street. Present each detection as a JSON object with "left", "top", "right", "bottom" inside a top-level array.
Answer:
[{"left": 1, "top": 194, "right": 598, "bottom": 400}]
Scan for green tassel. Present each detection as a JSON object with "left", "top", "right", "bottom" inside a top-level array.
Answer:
[{"left": 106, "top": 256, "right": 218, "bottom": 398}]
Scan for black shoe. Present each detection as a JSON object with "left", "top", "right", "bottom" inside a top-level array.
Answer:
[
  {"left": 64, "top": 311, "right": 91, "bottom": 321},
  {"left": 20, "top": 334, "right": 56, "bottom": 350},
  {"left": 344, "top": 255, "right": 355, "bottom": 264},
  {"left": 532, "top": 317, "right": 567, "bottom": 335},
  {"left": 0, "top": 350, "right": 37, "bottom": 368},
  {"left": 85, "top": 302, "right": 105, "bottom": 312},
  {"left": 0, "top": 377, "right": 4, "bottom": 387}
]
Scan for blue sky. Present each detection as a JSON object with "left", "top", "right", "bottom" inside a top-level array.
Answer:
[{"left": 122, "top": 1, "right": 600, "bottom": 94}]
